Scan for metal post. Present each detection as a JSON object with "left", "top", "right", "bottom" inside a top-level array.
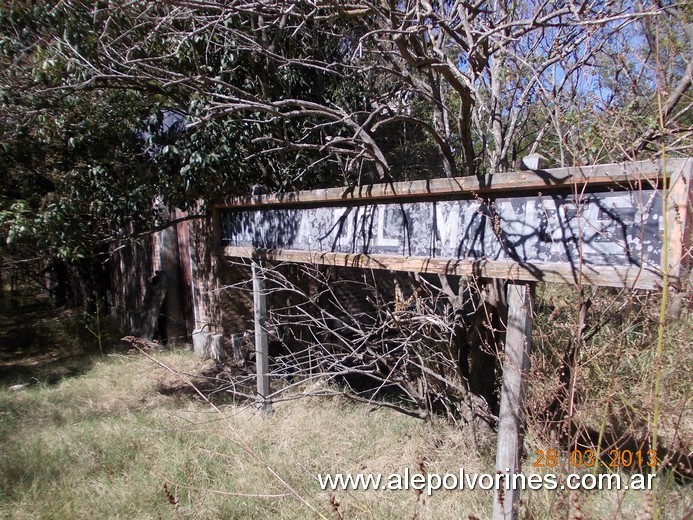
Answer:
[
  {"left": 252, "top": 260, "right": 272, "bottom": 413},
  {"left": 493, "top": 281, "right": 533, "bottom": 520}
]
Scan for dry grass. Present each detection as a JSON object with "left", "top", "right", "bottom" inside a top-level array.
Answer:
[
  {"left": 0, "top": 350, "right": 478, "bottom": 519},
  {"left": 526, "top": 284, "right": 693, "bottom": 519},
  {"left": 0, "top": 345, "right": 689, "bottom": 519},
  {"left": 0, "top": 286, "right": 690, "bottom": 519}
]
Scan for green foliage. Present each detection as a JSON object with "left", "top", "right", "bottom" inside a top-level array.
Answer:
[
  {"left": 1, "top": 1, "right": 691, "bottom": 308},
  {"left": 1, "top": 90, "right": 157, "bottom": 259}
]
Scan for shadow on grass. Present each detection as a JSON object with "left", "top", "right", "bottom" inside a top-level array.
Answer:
[{"left": 0, "top": 293, "right": 118, "bottom": 387}]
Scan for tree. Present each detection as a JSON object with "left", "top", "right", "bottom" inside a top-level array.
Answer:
[
  {"left": 1, "top": 3, "right": 172, "bottom": 306},
  {"left": 40, "top": 1, "right": 689, "bottom": 174},
  {"left": 1, "top": 0, "right": 690, "bottom": 426}
]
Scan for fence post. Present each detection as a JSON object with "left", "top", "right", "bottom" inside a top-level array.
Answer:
[
  {"left": 493, "top": 281, "right": 533, "bottom": 520},
  {"left": 252, "top": 260, "right": 272, "bottom": 413}
]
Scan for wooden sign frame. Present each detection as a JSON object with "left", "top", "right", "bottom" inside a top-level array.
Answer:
[
  {"left": 215, "top": 159, "right": 692, "bottom": 291},
  {"left": 213, "top": 158, "right": 691, "bottom": 520}
]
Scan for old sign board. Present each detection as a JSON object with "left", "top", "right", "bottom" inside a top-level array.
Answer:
[
  {"left": 216, "top": 159, "right": 692, "bottom": 290},
  {"left": 214, "top": 157, "right": 691, "bottom": 520}
]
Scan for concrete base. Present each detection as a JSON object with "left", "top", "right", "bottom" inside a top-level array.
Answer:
[{"left": 192, "top": 329, "right": 226, "bottom": 362}]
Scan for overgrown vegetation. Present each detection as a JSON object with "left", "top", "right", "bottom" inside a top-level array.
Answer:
[
  {"left": 213, "top": 263, "right": 692, "bottom": 486},
  {"left": 2, "top": 1, "right": 691, "bottom": 306},
  {"left": 0, "top": 327, "right": 690, "bottom": 519},
  {"left": 0, "top": 273, "right": 691, "bottom": 518},
  {"left": 0, "top": 292, "right": 122, "bottom": 387},
  {"left": 0, "top": 2, "right": 691, "bottom": 517}
]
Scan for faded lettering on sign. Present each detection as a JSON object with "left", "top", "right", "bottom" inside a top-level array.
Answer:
[{"left": 219, "top": 190, "right": 663, "bottom": 269}]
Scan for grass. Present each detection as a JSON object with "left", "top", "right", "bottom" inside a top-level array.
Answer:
[
  {"left": 0, "top": 350, "right": 467, "bottom": 519},
  {"left": 0, "top": 294, "right": 106, "bottom": 387},
  {"left": 0, "top": 348, "right": 689, "bottom": 519},
  {"left": 0, "top": 292, "right": 690, "bottom": 518}
]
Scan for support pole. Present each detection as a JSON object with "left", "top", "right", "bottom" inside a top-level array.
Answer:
[
  {"left": 252, "top": 260, "right": 272, "bottom": 413},
  {"left": 493, "top": 281, "right": 533, "bottom": 520}
]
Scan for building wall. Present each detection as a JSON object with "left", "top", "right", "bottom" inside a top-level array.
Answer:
[{"left": 107, "top": 212, "right": 420, "bottom": 362}]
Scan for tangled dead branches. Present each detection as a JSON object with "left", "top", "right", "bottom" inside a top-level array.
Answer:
[{"left": 217, "top": 260, "right": 504, "bottom": 435}]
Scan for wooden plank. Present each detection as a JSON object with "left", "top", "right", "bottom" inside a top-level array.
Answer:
[
  {"left": 159, "top": 219, "right": 187, "bottom": 341},
  {"left": 214, "top": 159, "right": 682, "bottom": 209},
  {"left": 493, "top": 282, "right": 534, "bottom": 520},
  {"left": 665, "top": 158, "right": 693, "bottom": 285},
  {"left": 220, "top": 246, "right": 663, "bottom": 289},
  {"left": 252, "top": 261, "right": 272, "bottom": 413},
  {"left": 174, "top": 210, "right": 196, "bottom": 338},
  {"left": 217, "top": 188, "right": 670, "bottom": 290}
]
